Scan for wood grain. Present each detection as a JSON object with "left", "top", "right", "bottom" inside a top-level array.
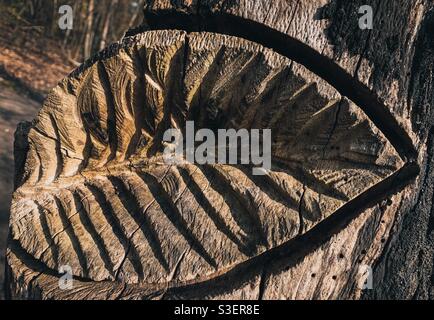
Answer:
[{"left": 6, "top": 0, "right": 431, "bottom": 299}]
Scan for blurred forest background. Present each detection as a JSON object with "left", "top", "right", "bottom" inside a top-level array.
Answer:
[
  {"left": 0, "top": 0, "right": 145, "bottom": 298},
  {"left": 2, "top": 0, "right": 145, "bottom": 64}
]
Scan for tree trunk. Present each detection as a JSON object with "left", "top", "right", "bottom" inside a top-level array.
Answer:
[
  {"left": 4, "top": 0, "right": 434, "bottom": 300},
  {"left": 99, "top": 0, "right": 118, "bottom": 51},
  {"left": 83, "top": 0, "right": 95, "bottom": 59}
]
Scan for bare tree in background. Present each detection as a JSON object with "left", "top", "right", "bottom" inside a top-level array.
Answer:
[{"left": 0, "top": 0, "right": 145, "bottom": 62}]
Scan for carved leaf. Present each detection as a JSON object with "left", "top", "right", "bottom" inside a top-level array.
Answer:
[{"left": 8, "top": 30, "right": 405, "bottom": 299}]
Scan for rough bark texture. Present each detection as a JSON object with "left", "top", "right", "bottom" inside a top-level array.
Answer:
[{"left": 4, "top": 0, "right": 434, "bottom": 299}]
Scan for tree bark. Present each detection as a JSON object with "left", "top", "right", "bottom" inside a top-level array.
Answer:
[{"left": 4, "top": 0, "right": 434, "bottom": 300}]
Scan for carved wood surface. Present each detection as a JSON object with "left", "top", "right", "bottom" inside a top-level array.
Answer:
[{"left": 5, "top": 0, "right": 434, "bottom": 299}]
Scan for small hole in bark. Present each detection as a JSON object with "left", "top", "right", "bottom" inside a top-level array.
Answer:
[
  {"left": 338, "top": 253, "right": 344, "bottom": 259},
  {"left": 332, "top": 275, "right": 337, "bottom": 280},
  {"left": 311, "top": 273, "right": 316, "bottom": 278}
]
